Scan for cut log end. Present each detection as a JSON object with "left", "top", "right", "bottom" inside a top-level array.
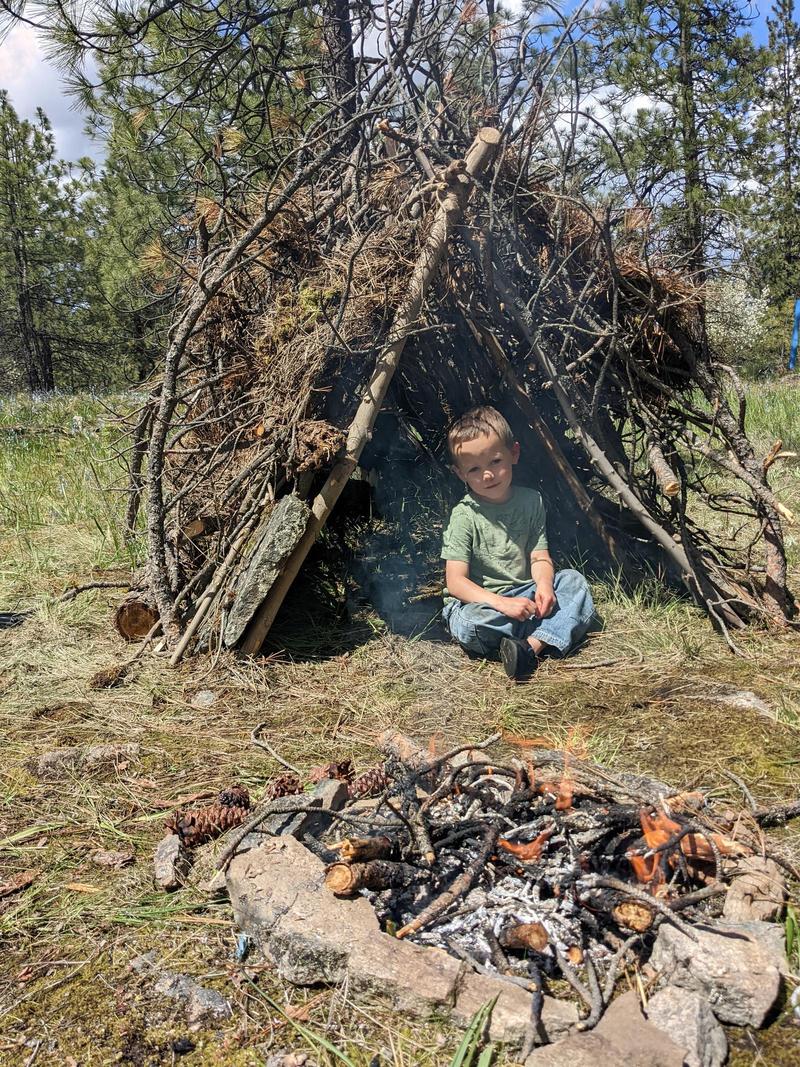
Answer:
[{"left": 114, "top": 592, "right": 159, "bottom": 642}]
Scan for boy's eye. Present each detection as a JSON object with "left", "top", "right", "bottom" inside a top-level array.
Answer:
[
  {"left": 468, "top": 467, "right": 479, "bottom": 475},
  {"left": 491, "top": 458, "right": 501, "bottom": 465}
]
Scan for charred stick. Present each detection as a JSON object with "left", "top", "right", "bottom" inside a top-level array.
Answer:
[
  {"left": 301, "top": 834, "right": 338, "bottom": 864},
  {"left": 577, "top": 953, "right": 604, "bottom": 1031},
  {"left": 602, "top": 933, "right": 640, "bottom": 1004},
  {"left": 216, "top": 801, "right": 388, "bottom": 870},
  {"left": 520, "top": 959, "right": 546, "bottom": 1059},
  {"left": 580, "top": 875, "right": 698, "bottom": 941},
  {"left": 485, "top": 928, "right": 510, "bottom": 973},
  {"left": 553, "top": 947, "right": 593, "bottom": 1012},
  {"left": 325, "top": 860, "right": 428, "bottom": 896},
  {"left": 668, "top": 882, "right": 727, "bottom": 912},
  {"left": 754, "top": 799, "right": 800, "bottom": 827},
  {"left": 395, "top": 823, "right": 500, "bottom": 939},
  {"left": 447, "top": 941, "right": 541, "bottom": 995}
]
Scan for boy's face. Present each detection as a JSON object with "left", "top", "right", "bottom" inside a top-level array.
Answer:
[{"left": 452, "top": 431, "right": 520, "bottom": 503}]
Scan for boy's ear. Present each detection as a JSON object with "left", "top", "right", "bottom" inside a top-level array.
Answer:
[
  {"left": 511, "top": 441, "right": 521, "bottom": 464},
  {"left": 450, "top": 463, "right": 465, "bottom": 481}
]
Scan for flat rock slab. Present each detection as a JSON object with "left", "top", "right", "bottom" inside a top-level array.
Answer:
[
  {"left": 228, "top": 836, "right": 576, "bottom": 1047},
  {"left": 31, "top": 742, "right": 140, "bottom": 779},
  {"left": 223, "top": 495, "right": 310, "bottom": 646},
  {"left": 722, "top": 857, "right": 787, "bottom": 923},
  {"left": 593, "top": 991, "right": 685, "bottom": 1067},
  {"left": 131, "top": 952, "right": 231, "bottom": 1029},
  {"left": 453, "top": 972, "right": 578, "bottom": 1047},
  {"left": 154, "top": 834, "right": 193, "bottom": 892},
  {"left": 525, "top": 1033, "right": 628, "bottom": 1066},
  {"left": 647, "top": 987, "right": 727, "bottom": 1067},
  {"left": 650, "top": 920, "right": 783, "bottom": 1026}
]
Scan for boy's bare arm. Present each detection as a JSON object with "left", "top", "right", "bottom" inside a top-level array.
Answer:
[
  {"left": 445, "top": 561, "right": 537, "bottom": 622},
  {"left": 531, "top": 550, "right": 556, "bottom": 617}
]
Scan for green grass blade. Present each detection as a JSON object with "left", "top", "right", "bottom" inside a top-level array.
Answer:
[
  {"left": 450, "top": 997, "right": 497, "bottom": 1067},
  {"left": 245, "top": 978, "right": 357, "bottom": 1066}
]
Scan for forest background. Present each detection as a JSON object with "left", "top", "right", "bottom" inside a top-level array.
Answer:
[{"left": 1, "top": 0, "right": 800, "bottom": 395}]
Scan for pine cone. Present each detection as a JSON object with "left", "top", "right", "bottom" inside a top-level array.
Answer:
[
  {"left": 309, "top": 759, "right": 355, "bottom": 784},
  {"left": 348, "top": 763, "right": 391, "bottom": 800},
  {"left": 166, "top": 803, "right": 249, "bottom": 848},
  {"left": 264, "top": 772, "right": 303, "bottom": 799},
  {"left": 217, "top": 783, "right": 250, "bottom": 808}
]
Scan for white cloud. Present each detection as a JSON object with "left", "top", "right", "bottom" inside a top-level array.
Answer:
[{"left": 0, "top": 22, "right": 99, "bottom": 160}]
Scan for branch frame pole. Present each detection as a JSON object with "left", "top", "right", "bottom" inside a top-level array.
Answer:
[{"left": 239, "top": 127, "right": 503, "bottom": 654}]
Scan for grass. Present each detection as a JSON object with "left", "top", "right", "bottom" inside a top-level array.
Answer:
[{"left": 1, "top": 388, "right": 799, "bottom": 1064}]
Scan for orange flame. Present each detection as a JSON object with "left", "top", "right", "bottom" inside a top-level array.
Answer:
[
  {"left": 628, "top": 809, "right": 682, "bottom": 887},
  {"left": 498, "top": 827, "right": 553, "bottom": 862},
  {"left": 627, "top": 808, "right": 743, "bottom": 890}
]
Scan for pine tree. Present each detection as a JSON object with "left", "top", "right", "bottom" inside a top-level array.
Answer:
[
  {"left": 749, "top": 0, "right": 800, "bottom": 303},
  {"left": 596, "top": 0, "right": 764, "bottom": 278}
]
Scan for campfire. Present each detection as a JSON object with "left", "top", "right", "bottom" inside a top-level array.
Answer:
[{"left": 158, "top": 728, "right": 795, "bottom": 1052}]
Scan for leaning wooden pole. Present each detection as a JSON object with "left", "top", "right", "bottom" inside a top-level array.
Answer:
[{"left": 238, "top": 127, "right": 502, "bottom": 654}]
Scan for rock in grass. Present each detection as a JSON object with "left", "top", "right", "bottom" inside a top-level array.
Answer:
[
  {"left": 154, "top": 834, "right": 193, "bottom": 891},
  {"left": 30, "top": 742, "right": 140, "bottom": 779},
  {"left": 130, "top": 952, "right": 231, "bottom": 1028},
  {"left": 722, "top": 856, "right": 787, "bottom": 923},
  {"left": 650, "top": 921, "right": 783, "bottom": 1026},
  {"left": 646, "top": 987, "right": 727, "bottom": 1067}
]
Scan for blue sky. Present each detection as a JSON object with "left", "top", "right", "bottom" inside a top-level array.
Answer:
[{"left": 0, "top": 2, "right": 787, "bottom": 163}]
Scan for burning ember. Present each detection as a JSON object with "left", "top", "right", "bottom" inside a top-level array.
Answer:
[{"left": 213, "top": 729, "right": 792, "bottom": 1047}]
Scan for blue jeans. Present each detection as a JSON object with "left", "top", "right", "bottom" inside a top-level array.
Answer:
[{"left": 442, "top": 569, "right": 595, "bottom": 658}]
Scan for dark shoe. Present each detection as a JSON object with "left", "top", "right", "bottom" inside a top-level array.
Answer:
[{"left": 499, "top": 637, "right": 538, "bottom": 680}]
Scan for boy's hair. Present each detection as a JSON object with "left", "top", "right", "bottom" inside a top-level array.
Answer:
[{"left": 447, "top": 406, "right": 515, "bottom": 460}]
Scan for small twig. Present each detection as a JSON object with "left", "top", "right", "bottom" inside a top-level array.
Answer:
[
  {"left": 668, "top": 882, "right": 727, "bottom": 912},
  {"left": 520, "top": 958, "right": 545, "bottom": 1059},
  {"left": 602, "top": 933, "right": 640, "bottom": 1003},
  {"left": 722, "top": 769, "right": 757, "bottom": 813},
  {"left": 250, "top": 722, "right": 303, "bottom": 775},
  {"left": 576, "top": 952, "right": 604, "bottom": 1031},
  {"left": 58, "top": 580, "right": 130, "bottom": 603}
]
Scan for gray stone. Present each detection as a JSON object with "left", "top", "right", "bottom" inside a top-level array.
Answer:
[
  {"left": 714, "top": 689, "right": 774, "bottom": 719},
  {"left": 282, "top": 778, "right": 349, "bottom": 839},
  {"left": 722, "top": 919, "right": 790, "bottom": 975},
  {"left": 268, "top": 884, "right": 377, "bottom": 984},
  {"left": 525, "top": 1033, "right": 626, "bottom": 1066},
  {"left": 650, "top": 921, "right": 782, "bottom": 1026},
  {"left": 154, "top": 834, "right": 193, "bottom": 892},
  {"left": 223, "top": 495, "right": 310, "bottom": 645},
  {"left": 452, "top": 971, "right": 578, "bottom": 1047},
  {"left": 722, "top": 857, "right": 787, "bottom": 923},
  {"left": 594, "top": 991, "right": 685, "bottom": 1067},
  {"left": 131, "top": 952, "right": 231, "bottom": 1029},
  {"left": 647, "top": 987, "right": 727, "bottom": 1067},
  {"left": 348, "top": 934, "right": 463, "bottom": 1015},
  {"left": 31, "top": 742, "right": 140, "bottom": 778}
]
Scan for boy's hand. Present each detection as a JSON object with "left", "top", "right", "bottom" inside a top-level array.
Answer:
[
  {"left": 535, "top": 585, "right": 556, "bottom": 618},
  {"left": 497, "top": 596, "right": 538, "bottom": 621}
]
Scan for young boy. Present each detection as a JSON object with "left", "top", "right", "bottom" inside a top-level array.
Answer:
[{"left": 441, "top": 406, "right": 595, "bottom": 679}]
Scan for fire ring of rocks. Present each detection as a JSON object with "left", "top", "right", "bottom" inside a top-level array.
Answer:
[{"left": 165, "top": 731, "right": 794, "bottom": 1063}]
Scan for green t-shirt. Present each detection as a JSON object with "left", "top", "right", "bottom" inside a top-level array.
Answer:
[{"left": 441, "top": 486, "right": 548, "bottom": 603}]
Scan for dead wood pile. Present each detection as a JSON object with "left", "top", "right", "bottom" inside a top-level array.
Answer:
[{"left": 119, "top": 3, "right": 797, "bottom": 658}]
